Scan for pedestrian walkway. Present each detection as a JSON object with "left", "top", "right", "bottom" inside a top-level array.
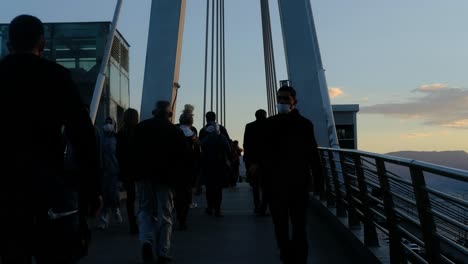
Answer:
[{"left": 81, "top": 183, "right": 363, "bottom": 264}]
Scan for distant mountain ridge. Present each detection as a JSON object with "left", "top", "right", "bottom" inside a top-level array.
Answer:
[
  {"left": 384, "top": 150, "right": 467, "bottom": 195},
  {"left": 385, "top": 150, "right": 468, "bottom": 171}
]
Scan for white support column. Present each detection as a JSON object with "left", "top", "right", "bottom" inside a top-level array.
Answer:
[
  {"left": 141, "top": 0, "right": 187, "bottom": 120},
  {"left": 277, "top": 0, "right": 339, "bottom": 147}
]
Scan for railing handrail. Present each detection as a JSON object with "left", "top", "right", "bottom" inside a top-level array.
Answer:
[{"left": 318, "top": 147, "right": 468, "bottom": 182}]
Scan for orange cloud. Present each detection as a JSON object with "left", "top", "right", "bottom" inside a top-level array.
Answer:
[
  {"left": 329, "top": 87, "right": 344, "bottom": 98},
  {"left": 416, "top": 83, "right": 448, "bottom": 92},
  {"left": 401, "top": 132, "right": 433, "bottom": 139}
]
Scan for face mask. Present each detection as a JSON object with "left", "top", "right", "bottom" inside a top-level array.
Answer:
[
  {"left": 103, "top": 123, "right": 114, "bottom": 132},
  {"left": 277, "top": 103, "right": 291, "bottom": 114}
]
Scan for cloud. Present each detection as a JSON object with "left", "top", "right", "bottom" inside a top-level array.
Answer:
[
  {"left": 329, "top": 87, "right": 344, "bottom": 98},
  {"left": 361, "top": 84, "right": 468, "bottom": 129},
  {"left": 401, "top": 132, "right": 433, "bottom": 139},
  {"left": 416, "top": 83, "right": 448, "bottom": 92}
]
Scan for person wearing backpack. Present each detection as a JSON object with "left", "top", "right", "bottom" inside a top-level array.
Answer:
[{"left": 200, "top": 122, "right": 231, "bottom": 217}]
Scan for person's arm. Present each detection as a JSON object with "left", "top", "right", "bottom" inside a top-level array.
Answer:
[
  {"left": 306, "top": 122, "right": 324, "bottom": 193},
  {"left": 61, "top": 70, "right": 101, "bottom": 213}
]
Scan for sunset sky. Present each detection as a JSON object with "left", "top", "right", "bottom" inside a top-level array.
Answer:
[{"left": 2, "top": 0, "right": 467, "bottom": 153}]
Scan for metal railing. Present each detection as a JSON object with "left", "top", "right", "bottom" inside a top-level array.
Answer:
[{"left": 318, "top": 147, "right": 468, "bottom": 264}]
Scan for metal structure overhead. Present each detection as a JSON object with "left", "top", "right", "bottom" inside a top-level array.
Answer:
[{"left": 140, "top": 0, "right": 339, "bottom": 148}]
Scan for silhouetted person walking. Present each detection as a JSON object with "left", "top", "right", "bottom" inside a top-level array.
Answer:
[
  {"left": 200, "top": 123, "right": 231, "bottom": 217},
  {"left": 243, "top": 109, "right": 269, "bottom": 215},
  {"left": 117, "top": 108, "right": 140, "bottom": 234},
  {"left": 199, "top": 111, "right": 231, "bottom": 142},
  {"left": 0, "top": 15, "right": 101, "bottom": 263},
  {"left": 261, "top": 86, "right": 324, "bottom": 264},
  {"left": 174, "top": 104, "right": 201, "bottom": 230},
  {"left": 133, "top": 101, "right": 187, "bottom": 264}
]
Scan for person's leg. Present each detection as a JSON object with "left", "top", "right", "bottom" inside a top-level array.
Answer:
[
  {"left": 269, "top": 195, "right": 291, "bottom": 263},
  {"left": 124, "top": 181, "right": 138, "bottom": 233},
  {"left": 289, "top": 191, "right": 309, "bottom": 264},
  {"left": 205, "top": 185, "right": 214, "bottom": 214},
  {"left": 136, "top": 180, "right": 157, "bottom": 260},
  {"left": 214, "top": 187, "right": 223, "bottom": 216},
  {"left": 251, "top": 176, "right": 261, "bottom": 213},
  {"left": 154, "top": 186, "right": 174, "bottom": 258}
]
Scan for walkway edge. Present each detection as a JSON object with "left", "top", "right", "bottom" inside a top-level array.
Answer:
[{"left": 308, "top": 195, "right": 383, "bottom": 264}]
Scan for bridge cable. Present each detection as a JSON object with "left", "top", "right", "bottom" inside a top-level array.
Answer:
[
  {"left": 203, "top": 0, "right": 210, "bottom": 126},
  {"left": 260, "top": 0, "right": 278, "bottom": 116}
]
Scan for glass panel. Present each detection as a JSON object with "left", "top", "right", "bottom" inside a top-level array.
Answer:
[
  {"left": 336, "top": 125, "right": 354, "bottom": 140},
  {"left": 109, "top": 62, "right": 121, "bottom": 104},
  {"left": 120, "top": 75, "right": 129, "bottom": 109}
]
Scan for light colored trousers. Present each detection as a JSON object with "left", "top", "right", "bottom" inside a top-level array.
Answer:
[{"left": 136, "top": 180, "right": 174, "bottom": 257}]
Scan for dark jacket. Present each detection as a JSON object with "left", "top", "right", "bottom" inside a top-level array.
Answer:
[
  {"left": 132, "top": 116, "right": 187, "bottom": 187},
  {"left": 200, "top": 122, "right": 231, "bottom": 142},
  {"left": 116, "top": 125, "right": 136, "bottom": 181},
  {"left": 200, "top": 132, "right": 232, "bottom": 188},
  {"left": 243, "top": 119, "right": 266, "bottom": 169},
  {"left": 0, "top": 54, "right": 100, "bottom": 212},
  {"left": 261, "top": 109, "right": 324, "bottom": 193}
]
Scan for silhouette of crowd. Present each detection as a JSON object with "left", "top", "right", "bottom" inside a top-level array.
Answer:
[{"left": 0, "top": 15, "right": 324, "bottom": 264}]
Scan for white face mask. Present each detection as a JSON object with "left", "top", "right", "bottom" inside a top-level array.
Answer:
[
  {"left": 103, "top": 123, "right": 114, "bottom": 133},
  {"left": 277, "top": 103, "right": 291, "bottom": 114}
]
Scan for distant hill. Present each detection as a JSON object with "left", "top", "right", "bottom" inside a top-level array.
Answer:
[
  {"left": 384, "top": 151, "right": 468, "bottom": 196},
  {"left": 385, "top": 151, "right": 468, "bottom": 171}
]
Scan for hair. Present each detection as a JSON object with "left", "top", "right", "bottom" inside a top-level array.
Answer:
[
  {"left": 8, "top": 15, "right": 44, "bottom": 51},
  {"left": 179, "top": 104, "right": 194, "bottom": 126},
  {"left": 123, "top": 108, "right": 139, "bottom": 128},
  {"left": 152, "top": 100, "right": 171, "bottom": 117},
  {"left": 205, "top": 111, "right": 216, "bottom": 122},
  {"left": 255, "top": 109, "right": 267, "bottom": 120},
  {"left": 277, "top": 85, "right": 297, "bottom": 98}
]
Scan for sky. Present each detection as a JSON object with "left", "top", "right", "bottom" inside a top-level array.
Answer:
[{"left": 2, "top": 0, "right": 467, "bottom": 154}]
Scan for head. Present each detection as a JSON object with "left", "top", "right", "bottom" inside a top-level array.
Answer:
[
  {"left": 8, "top": 15, "right": 45, "bottom": 56},
  {"left": 233, "top": 140, "right": 239, "bottom": 146},
  {"left": 205, "top": 111, "right": 216, "bottom": 123},
  {"left": 123, "top": 108, "right": 139, "bottom": 127},
  {"left": 255, "top": 109, "right": 267, "bottom": 120},
  {"left": 179, "top": 104, "right": 194, "bottom": 126},
  {"left": 152, "top": 100, "right": 172, "bottom": 120},
  {"left": 103, "top": 117, "right": 116, "bottom": 133},
  {"left": 276, "top": 86, "right": 297, "bottom": 114}
]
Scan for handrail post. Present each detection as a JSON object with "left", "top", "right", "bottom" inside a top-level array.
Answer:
[
  {"left": 376, "top": 159, "right": 406, "bottom": 264},
  {"left": 340, "top": 152, "right": 360, "bottom": 228},
  {"left": 319, "top": 150, "right": 334, "bottom": 204},
  {"left": 410, "top": 166, "right": 442, "bottom": 264},
  {"left": 328, "top": 150, "right": 347, "bottom": 217},
  {"left": 354, "top": 155, "right": 379, "bottom": 246}
]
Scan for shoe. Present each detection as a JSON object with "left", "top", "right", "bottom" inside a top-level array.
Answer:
[
  {"left": 142, "top": 242, "right": 154, "bottom": 262},
  {"left": 205, "top": 208, "right": 213, "bottom": 216},
  {"left": 158, "top": 255, "right": 172, "bottom": 264}
]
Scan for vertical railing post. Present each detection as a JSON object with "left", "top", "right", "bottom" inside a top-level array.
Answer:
[
  {"left": 319, "top": 150, "right": 333, "bottom": 204},
  {"left": 354, "top": 155, "right": 379, "bottom": 246},
  {"left": 328, "top": 150, "right": 347, "bottom": 217},
  {"left": 340, "top": 152, "right": 360, "bottom": 228},
  {"left": 410, "top": 166, "right": 441, "bottom": 264},
  {"left": 376, "top": 159, "right": 406, "bottom": 264}
]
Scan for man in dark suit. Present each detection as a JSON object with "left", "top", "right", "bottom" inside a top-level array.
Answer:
[
  {"left": 243, "top": 109, "right": 268, "bottom": 215},
  {"left": 0, "top": 15, "right": 101, "bottom": 263},
  {"left": 262, "top": 86, "right": 324, "bottom": 264}
]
